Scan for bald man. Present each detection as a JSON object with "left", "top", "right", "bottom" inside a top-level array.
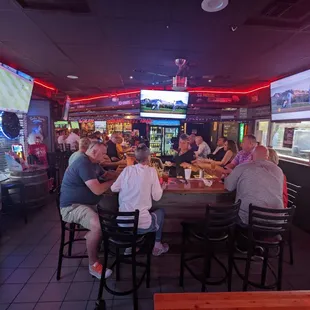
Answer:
[{"left": 225, "top": 145, "right": 284, "bottom": 224}]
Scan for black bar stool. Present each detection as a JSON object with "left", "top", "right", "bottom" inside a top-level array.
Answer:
[
  {"left": 233, "top": 204, "right": 295, "bottom": 291},
  {"left": 55, "top": 189, "right": 89, "bottom": 280},
  {"left": 287, "top": 182, "right": 301, "bottom": 265},
  {"left": 95, "top": 206, "right": 155, "bottom": 310},
  {"left": 179, "top": 200, "right": 241, "bottom": 292},
  {"left": 1, "top": 180, "right": 27, "bottom": 223}
]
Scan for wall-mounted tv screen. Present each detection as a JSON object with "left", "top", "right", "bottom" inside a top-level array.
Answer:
[
  {"left": 271, "top": 69, "right": 310, "bottom": 121},
  {"left": 70, "top": 121, "right": 79, "bottom": 129},
  {"left": 0, "top": 63, "right": 34, "bottom": 113},
  {"left": 140, "top": 90, "right": 189, "bottom": 119}
]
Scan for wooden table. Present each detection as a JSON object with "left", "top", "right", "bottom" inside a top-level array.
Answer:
[{"left": 154, "top": 291, "right": 310, "bottom": 309}]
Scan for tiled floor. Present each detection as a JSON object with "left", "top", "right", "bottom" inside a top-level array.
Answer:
[{"left": 1, "top": 198, "right": 310, "bottom": 310}]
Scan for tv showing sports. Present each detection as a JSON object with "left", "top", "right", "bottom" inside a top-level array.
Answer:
[
  {"left": 0, "top": 63, "right": 34, "bottom": 113},
  {"left": 271, "top": 69, "right": 310, "bottom": 121},
  {"left": 140, "top": 90, "right": 189, "bottom": 119}
]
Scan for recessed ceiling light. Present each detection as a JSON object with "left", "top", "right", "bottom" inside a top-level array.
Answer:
[
  {"left": 67, "top": 75, "right": 79, "bottom": 79},
  {"left": 129, "top": 76, "right": 133, "bottom": 79},
  {"left": 201, "top": 0, "right": 229, "bottom": 12},
  {"left": 208, "top": 79, "right": 212, "bottom": 83}
]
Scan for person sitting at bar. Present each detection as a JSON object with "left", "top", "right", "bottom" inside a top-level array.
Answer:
[
  {"left": 57, "top": 130, "right": 66, "bottom": 148},
  {"left": 208, "top": 136, "right": 227, "bottom": 161},
  {"left": 65, "top": 129, "right": 80, "bottom": 151},
  {"left": 189, "top": 134, "right": 198, "bottom": 152},
  {"left": 111, "top": 144, "right": 169, "bottom": 256},
  {"left": 268, "top": 148, "right": 288, "bottom": 208},
  {"left": 195, "top": 139, "right": 238, "bottom": 168},
  {"left": 224, "top": 134, "right": 257, "bottom": 172},
  {"left": 68, "top": 137, "right": 91, "bottom": 166},
  {"left": 172, "top": 134, "right": 195, "bottom": 177},
  {"left": 60, "top": 142, "right": 116, "bottom": 279},
  {"left": 107, "top": 133, "right": 121, "bottom": 161},
  {"left": 194, "top": 136, "right": 211, "bottom": 159},
  {"left": 224, "top": 145, "right": 284, "bottom": 224}
]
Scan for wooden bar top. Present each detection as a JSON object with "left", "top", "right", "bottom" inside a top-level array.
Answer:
[
  {"left": 164, "top": 178, "right": 228, "bottom": 194},
  {"left": 154, "top": 291, "right": 310, "bottom": 309}
]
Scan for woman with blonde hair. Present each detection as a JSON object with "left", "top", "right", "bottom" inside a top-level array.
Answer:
[{"left": 268, "top": 148, "right": 288, "bottom": 208}]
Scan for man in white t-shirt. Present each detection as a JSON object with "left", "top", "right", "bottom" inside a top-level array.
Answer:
[
  {"left": 194, "top": 136, "right": 211, "bottom": 159},
  {"left": 65, "top": 129, "right": 80, "bottom": 151},
  {"left": 111, "top": 144, "right": 169, "bottom": 256}
]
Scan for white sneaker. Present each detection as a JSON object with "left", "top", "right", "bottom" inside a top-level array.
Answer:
[{"left": 89, "top": 262, "right": 113, "bottom": 279}]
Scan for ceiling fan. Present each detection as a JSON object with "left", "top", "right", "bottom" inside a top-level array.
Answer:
[{"left": 133, "top": 58, "right": 218, "bottom": 88}]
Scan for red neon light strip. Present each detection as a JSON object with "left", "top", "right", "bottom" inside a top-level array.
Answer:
[
  {"left": 71, "top": 91, "right": 140, "bottom": 103},
  {"left": 34, "top": 80, "right": 56, "bottom": 91},
  {"left": 188, "top": 84, "right": 270, "bottom": 95},
  {"left": 70, "top": 84, "right": 270, "bottom": 103}
]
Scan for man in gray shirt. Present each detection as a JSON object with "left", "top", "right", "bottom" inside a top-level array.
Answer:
[{"left": 225, "top": 145, "right": 284, "bottom": 224}]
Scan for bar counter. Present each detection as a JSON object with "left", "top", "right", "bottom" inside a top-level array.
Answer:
[
  {"left": 100, "top": 178, "right": 235, "bottom": 235},
  {"left": 153, "top": 178, "right": 235, "bottom": 233}
]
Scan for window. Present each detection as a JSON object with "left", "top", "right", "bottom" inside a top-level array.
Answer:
[
  {"left": 256, "top": 120, "right": 270, "bottom": 146},
  {"left": 271, "top": 121, "right": 310, "bottom": 162}
]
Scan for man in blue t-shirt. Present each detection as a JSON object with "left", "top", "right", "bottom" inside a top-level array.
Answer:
[{"left": 60, "top": 142, "right": 116, "bottom": 279}]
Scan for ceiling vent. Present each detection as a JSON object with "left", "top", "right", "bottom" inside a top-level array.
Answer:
[
  {"left": 15, "top": 0, "right": 90, "bottom": 13},
  {"left": 261, "top": 0, "right": 300, "bottom": 19},
  {"left": 244, "top": 0, "right": 310, "bottom": 31}
]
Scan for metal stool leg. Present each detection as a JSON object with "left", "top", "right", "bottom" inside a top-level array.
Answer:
[
  {"left": 132, "top": 247, "right": 138, "bottom": 310},
  {"left": 288, "top": 230, "right": 294, "bottom": 265},
  {"left": 179, "top": 228, "right": 186, "bottom": 287},
  {"left": 277, "top": 243, "right": 284, "bottom": 291},
  {"left": 261, "top": 248, "right": 269, "bottom": 286},
  {"left": 243, "top": 245, "right": 254, "bottom": 291},
  {"left": 57, "top": 222, "right": 66, "bottom": 280},
  {"left": 116, "top": 248, "right": 120, "bottom": 281},
  {"left": 68, "top": 223, "right": 75, "bottom": 256}
]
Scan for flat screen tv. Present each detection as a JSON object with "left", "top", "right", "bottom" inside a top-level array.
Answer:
[
  {"left": 271, "top": 69, "right": 310, "bottom": 121},
  {"left": 140, "top": 90, "right": 189, "bottom": 119},
  {"left": 70, "top": 121, "right": 79, "bottom": 129},
  {"left": 0, "top": 63, "right": 34, "bottom": 113}
]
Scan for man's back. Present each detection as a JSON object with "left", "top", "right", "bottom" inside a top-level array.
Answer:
[
  {"left": 60, "top": 154, "right": 101, "bottom": 208},
  {"left": 225, "top": 160, "right": 284, "bottom": 224},
  {"left": 111, "top": 164, "right": 163, "bottom": 229}
]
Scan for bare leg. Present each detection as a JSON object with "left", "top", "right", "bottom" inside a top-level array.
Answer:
[{"left": 85, "top": 214, "right": 102, "bottom": 265}]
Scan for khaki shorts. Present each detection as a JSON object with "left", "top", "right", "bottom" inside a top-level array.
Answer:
[{"left": 60, "top": 204, "right": 97, "bottom": 230}]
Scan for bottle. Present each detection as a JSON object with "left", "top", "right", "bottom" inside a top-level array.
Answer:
[{"left": 199, "top": 169, "right": 204, "bottom": 179}]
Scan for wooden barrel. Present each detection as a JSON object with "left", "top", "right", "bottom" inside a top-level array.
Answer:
[{"left": 10, "top": 168, "right": 49, "bottom": 209}]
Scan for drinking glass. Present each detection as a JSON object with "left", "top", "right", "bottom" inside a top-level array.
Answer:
[{"left": 184, "top": 168, "right": 191, "bottom": 180}]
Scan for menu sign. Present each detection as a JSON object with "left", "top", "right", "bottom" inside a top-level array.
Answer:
[{"left": 283, "top": 128, "right": 295, "bottom": 148}]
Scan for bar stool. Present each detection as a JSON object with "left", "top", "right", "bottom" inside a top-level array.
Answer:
[
  {"left": 95, "top": 206, "right": 155, "bottom": 310},
  {"left": 287, "top": 182, "right": 301, "bottom": 265},
  {"left": 179, "top": 201, "right": 241, "bottom": 292},
  {"left": 1, "top": 180, "right": 27, "bottom": 223},
  {"left": 233, "top": 204, "right": 295, "bottom": 291},
  {"left": 55, "top": 189, "right": 88, "bottom": 280}
]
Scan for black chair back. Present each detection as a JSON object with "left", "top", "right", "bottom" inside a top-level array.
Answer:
[
  {"left": 204, "top": 200, "right": 241, "bottom": 234},
  {"left": 248, "top": 204, "right": 295, "bottom": 243},
  {"left": 287, "top": 182, "right": 301, "bottom": 208},
  {"left": 97, "top": 205, "right": 139, "bottom": 247}
]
